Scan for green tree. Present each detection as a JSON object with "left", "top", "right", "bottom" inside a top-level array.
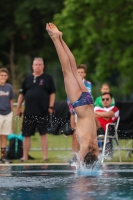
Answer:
[
  {"left": 0, "top": 0, "right": 65, "bottom": 100},
  {"left": 54, "top": 0, "right": 133, "bottom": 97}
]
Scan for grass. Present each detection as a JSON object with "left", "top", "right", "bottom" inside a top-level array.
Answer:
[
  {"left": 13, "top": 151, "right": 72, "bottom": 164},
  {"left": 104, "top": 139, "right": 133, "bottom": 163},
  {"left": 11, "top": 132, "right": 74, "bottom": 163},
  {"left": 12, "top": 134, "right": 133, "bottom": 164}
]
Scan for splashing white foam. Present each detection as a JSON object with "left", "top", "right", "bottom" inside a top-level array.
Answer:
[{"left": 71, "top": 154, "right": 105, "bottom": 177}]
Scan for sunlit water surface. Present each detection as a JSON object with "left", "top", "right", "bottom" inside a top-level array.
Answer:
[{"left": 0, "top": 164, "right": 133, "bottom": 200}]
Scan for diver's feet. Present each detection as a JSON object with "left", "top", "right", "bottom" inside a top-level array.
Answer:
[
  {"left": 49, "top": 23, "right": 62, "bottom": 37},
  {"left": 46, "top": 23, "right": 62, "bottom": 39}
]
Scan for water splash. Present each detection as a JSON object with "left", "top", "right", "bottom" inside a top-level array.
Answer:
[
  {"left": 70, "top": 154, "right": 104, "bottom": 177},
  {"left": 46, "top": 114, "right": 73, "bottom": 135}
]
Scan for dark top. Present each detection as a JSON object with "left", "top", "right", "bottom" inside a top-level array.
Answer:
[
  {"left": 130, "top": 94, "right": 133, "bottom": 101},
  {"left": 0, "top": 83, "right": 14, "bottom": 115},
  {"left": 116, "top": 101, "right": 133, "bottom": 131},
  {"left": 20, "top": 73, "right": 56, "bottom": 115},
  {"left": 116, "top": 101, "right": 133, "bottom": 139}
]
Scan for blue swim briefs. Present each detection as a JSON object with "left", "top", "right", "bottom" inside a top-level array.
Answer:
[{"left": 71, "top": 92, "right": 93, "bottom": 108}]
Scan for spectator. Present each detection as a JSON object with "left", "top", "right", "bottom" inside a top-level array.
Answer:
[
  {"left": 16, "top": 57, "right": 56, "bottom": 162},
  {"left": 94, "top": 92, "right": 119, "bottom": 157},
  {"left": 0, "top": 68, "right": 14, "bottom": 163},
  {"left": 67, "top": 64, "right": 92, "bottom": 162},
  {"left": 94, "top": 83, "right": 115, "bottom": 108}
]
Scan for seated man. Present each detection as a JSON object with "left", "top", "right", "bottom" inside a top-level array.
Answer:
[
  {"left": 94, "top": 83, "right": 115, "bottom": 108},
  {"left": 94, "top": 92, "right": 119, "bottom": 156}
]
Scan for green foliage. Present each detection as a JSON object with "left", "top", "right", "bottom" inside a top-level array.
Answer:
[
  {"left": 0, "top": 0, "right": 65, "bottom": 100},
  {"left": 54, "top": 0, "right": 133, "bottom": 95},
  {"left": 0, "top": 0, "right": 133, "bottom": 100}
]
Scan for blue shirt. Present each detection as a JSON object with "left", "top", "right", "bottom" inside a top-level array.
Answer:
[{"left": 0, "top": 83, "right": 14, "bottom": 115}]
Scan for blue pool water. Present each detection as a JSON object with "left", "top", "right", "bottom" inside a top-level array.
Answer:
[{"left": 0, "top": 164, "right": 133, "bottom": 200}]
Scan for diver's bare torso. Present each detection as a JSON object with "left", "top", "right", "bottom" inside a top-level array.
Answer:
[{"left": 75, "top": 105, "right": 99, "bottom": 160}]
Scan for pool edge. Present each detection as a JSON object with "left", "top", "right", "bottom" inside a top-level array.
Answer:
[{"left": 0, "top": 162, "right": 133, "bottom": 166}]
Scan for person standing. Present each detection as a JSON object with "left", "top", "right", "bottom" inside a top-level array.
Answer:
[
  {"left": 0, "top": 68, "right": 14, "bottom": 163},
  {"left": 17, "top": 57, "right": 56, "bottom": 161}
]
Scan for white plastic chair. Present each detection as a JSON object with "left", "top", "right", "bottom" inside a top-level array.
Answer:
[{"left": 98, "top": 117, "right": 121, "bottom": 163}]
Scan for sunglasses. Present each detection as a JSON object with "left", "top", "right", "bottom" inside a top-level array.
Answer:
[{"left": 102, "top": 98, "right": 109, "bottom": 101}]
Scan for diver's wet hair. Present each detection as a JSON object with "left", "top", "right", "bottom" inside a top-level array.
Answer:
[{"left": 84, "top": 152, "right": 98, "bottom": 165}]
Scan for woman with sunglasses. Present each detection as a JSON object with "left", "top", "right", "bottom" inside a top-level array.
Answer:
[{"left": 46, "top": 23, "right": 99, "bottom": 165}]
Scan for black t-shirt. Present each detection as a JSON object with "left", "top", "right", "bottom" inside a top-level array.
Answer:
[{"left": 20, "top": 73, "right": 56, "bottom": 115}]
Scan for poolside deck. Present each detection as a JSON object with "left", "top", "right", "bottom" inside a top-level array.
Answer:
[{"left": 0, "top": 162, "right": 133, "bottom": 166}]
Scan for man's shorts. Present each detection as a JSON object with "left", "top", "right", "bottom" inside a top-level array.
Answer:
[
  {"left": 22, "top": 114, "right": 49, "bottom": 137},
  {"left": 0, "top": 112, "right": 13, "bottom": 135}
]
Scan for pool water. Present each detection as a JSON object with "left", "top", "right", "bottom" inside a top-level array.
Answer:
[{"left": 0, "top": 164, "right": 133, "bottom": 200}]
